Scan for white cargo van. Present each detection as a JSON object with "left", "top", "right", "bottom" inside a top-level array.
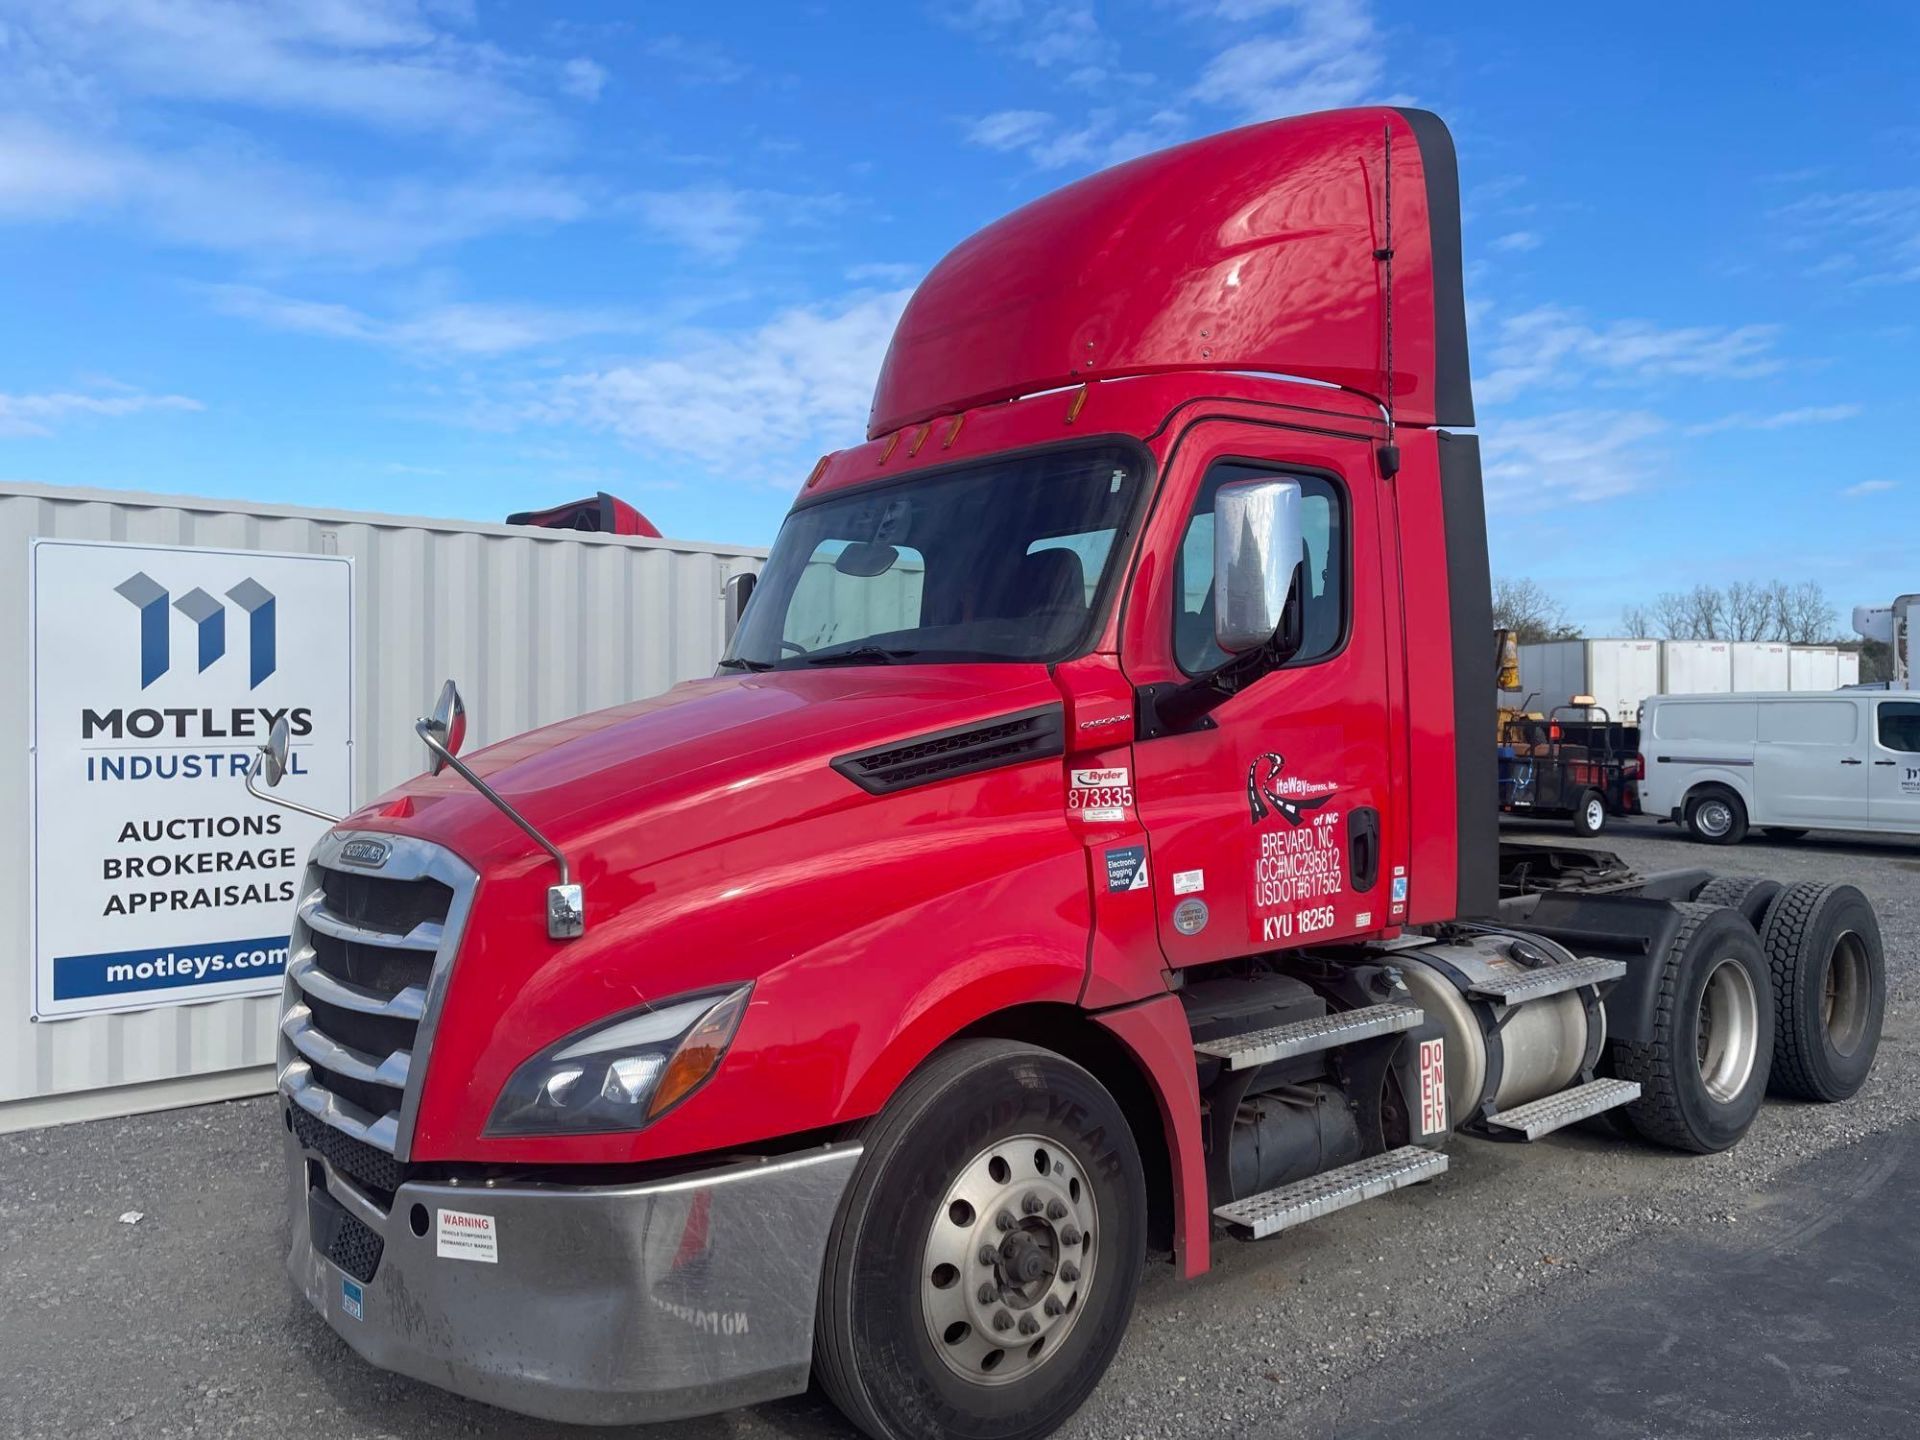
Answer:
[{"left": 1640, "top": 692, "right": 1920, "bottom": 843}]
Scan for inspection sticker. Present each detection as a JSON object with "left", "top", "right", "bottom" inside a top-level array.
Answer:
[
  {"left": 1104, "top": 845, "right": 1149, "bottom": 893},
  {"left": 436, "top": 1208, "right": 499, "bottom": 1264},
  {"left": 1172, "top": 869, "right": 1205, "bottom": 896},
  {"left": 340, "top": 1277, "right": 364, "bottom": 1321}
]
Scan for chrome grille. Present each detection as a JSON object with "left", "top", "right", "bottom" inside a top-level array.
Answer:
[{"left": 278, "top": 831, "right": 477, "bottom": 1162}]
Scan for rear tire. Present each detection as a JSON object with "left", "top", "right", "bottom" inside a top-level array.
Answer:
[
  {"left": 1695, "top": 875, "right": 1783, "bottom": 933},
  {"left": 814, "top": 1039, "right": 1146, "bottom": 1440},
  {"left": 1684, "top": 786, "right": 1748, "bottom": 845},
  {"left": 1608, "top": 903, "right": 1773, "bottom": 1153},
  {"left": 1572, "top": 790, "right": 1606, "bottom": 837},
  {"left": 1760, "top": 882, "right": 1886, "bottom": 1102}
]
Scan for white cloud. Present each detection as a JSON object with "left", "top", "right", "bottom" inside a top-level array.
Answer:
[
  {"left": 967, "top": 110, "right": 1054, "bottom": 152},
  {"left": 1492, "top": 230, "right": 1541, "bottom": 253},
  {"left": 1683, "top": 403, "right": 1862, "bottom": 437},
  {"left": 1842, "top": 479, "right": 1897, "bottom": 498},
  {"left": 1773, "top": 186, "right": 1920, "bottom": 285},
  {"left": 642, "top": 35, "right": 748, "bottom": 86},
  {"left": 202, "top": 284, "right": 652, "bottom": 357},
  {"left": 1194, "top": 0, "right": 1386, "bottom": 122},
  {"left": 627, "top": 184, "right": 843, "bottom": 261},
  {"left": 1481, "top": 409, "right": 1667, "bottom": 511},
  {"left": 509, "top": 289, "right": 913, "bottom": 471},
  {"left": 0, "top": 0, "right": 559, "bottom": 140},
  {"left": 0, "top": 385, "right": 202, "bottom": 438},
  {"left": 0, "top": 117, "right": 590, "bottom": 264},
  {"left": 561, "top": 57, "right": 607, "bottom": 101},
  {"left": 1475, "top": 305, "right": 1783, "bottom": 406}
]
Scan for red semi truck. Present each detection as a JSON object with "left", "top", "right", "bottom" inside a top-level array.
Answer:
[{"left": 251, "top": 108, "right": 1888, "bottom": 1440}]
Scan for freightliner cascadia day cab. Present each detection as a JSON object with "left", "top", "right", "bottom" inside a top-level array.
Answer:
[{"left": 248, "top": 109, "right": 1889, "bottom": 1440}]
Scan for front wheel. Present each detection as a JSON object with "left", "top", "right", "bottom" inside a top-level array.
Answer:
[{"left": 814, "top": 1039, "right": 1146, "bottom": 1440}]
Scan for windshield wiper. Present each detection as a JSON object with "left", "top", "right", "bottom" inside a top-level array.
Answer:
[
  {"left": 802, "top": 645, "right": 919, "bottom": 667},
  {"left": 716, "top": 656, "right": 773, "bottom": 672}
]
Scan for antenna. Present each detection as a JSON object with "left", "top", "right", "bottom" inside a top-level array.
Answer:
[{"left": 1375, "top": 122, "right": 1401, "bottom": 479}]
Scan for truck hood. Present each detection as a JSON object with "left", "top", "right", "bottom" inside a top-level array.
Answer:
[{"left": 346, "top": 664, "right": 1066, "bottom": 869}]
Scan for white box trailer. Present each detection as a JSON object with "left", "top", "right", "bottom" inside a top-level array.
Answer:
[
  {"left": 0, "top": 480, "right": 766, "bottom": 1133},
  {"left": 1661, "top": 640, "right": 1733, "bottom": 695},
  {"left": 1838, "top": 649, "right": 1861, "bottom": 687},
  {"left": 1514, "top": 638, "right": 1662, "bottom": 722},
  {"left": 1731, "top": 642, "right": 1791, "bottom": 691},
  {"left": 1789, "top": 645, "right": 1841, "bottom": 690}
]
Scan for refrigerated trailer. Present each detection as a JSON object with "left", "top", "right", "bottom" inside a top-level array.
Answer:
[
  {"left": 248, "top": 109, "right": 1888, "bottom": 1440},
  {"left": 1508, "top": 638, "right": 1662, "bottom": 720}
]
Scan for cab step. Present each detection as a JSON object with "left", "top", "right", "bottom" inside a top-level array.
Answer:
[
  {"left": 1468, "top": 955, "right": 1626, "bottom": 1006},
  {"left": 1193, "top": 1003, "right": 1423, "bottom": 1071},
  {"left": 1483, "top": 1077, "right": 1642, "bottom": 1140},
  {"left": 1213, "top": 1145, "right": 1448, "bottom": 1240}
]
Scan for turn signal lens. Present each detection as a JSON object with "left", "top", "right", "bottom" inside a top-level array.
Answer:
[{"left": 647, "top": 986, "right": 752, "bottom": 1119}]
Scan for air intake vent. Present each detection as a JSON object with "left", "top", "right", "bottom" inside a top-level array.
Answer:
[{"left": 833, "top": 705, "right": 1065, "bottom": 795}]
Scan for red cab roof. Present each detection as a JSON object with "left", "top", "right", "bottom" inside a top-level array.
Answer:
[{"left": 868, "top": 107, "right": 1472, "bottom": 439}]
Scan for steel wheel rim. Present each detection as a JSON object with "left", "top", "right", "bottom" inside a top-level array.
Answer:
[
  {"left": 1584, "top": 798, "right": 1604, "bottom": 830},
  {"left": 1697, "top": 800, "right": 1732, "bottom": 838},
  {"left": 1696, "top": 957, "right": 1760, "bottom": 1103},
  {"left": 1823, "top": 930, "right": 1871, "bottom": 1057},
  {"left": 920, "top": 1133, "right": 1098, "bottom": 1387}
]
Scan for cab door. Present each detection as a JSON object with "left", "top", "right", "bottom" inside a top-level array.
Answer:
[
  {"left": 1122, "top": 419, "right": 1397, "bottom": 966},
  {"left": 1869, "top": 698, "right": 1920, "bottom": 831}
]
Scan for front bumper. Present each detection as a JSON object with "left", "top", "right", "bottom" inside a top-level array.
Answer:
[{"left": 284, "top": 1127, "right": 862, "bottom": 1425}]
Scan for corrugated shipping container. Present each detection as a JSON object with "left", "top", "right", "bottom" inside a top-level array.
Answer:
[
  {"left": 1731, "top": 642, "right": 1791, "bottom": 692},
  {"left": 1789, "top": 645, "right": 1841, "bottom": 691},
  {"left": 1661, "top": 640, "right": 1733, "bottom": 695},
  {"left": 0, "top": 481, "right": 765, "bottom": 1131},
  {"left": 1514, "top": 639, "right": 1662, "bottom": 722}
]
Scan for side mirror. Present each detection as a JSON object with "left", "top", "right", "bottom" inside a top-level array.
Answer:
[
  {"left": 262, "top": 714, "right": 291, "bottom": 787},
  {"left": 422, "top": 679, "right": 467, "bottom": 776},
  {"left": 722, "top": 571, "right": 757, "bottom": 644},
  {"left": 1213, "top": 478, "right": 1304, "bottom": 654}
]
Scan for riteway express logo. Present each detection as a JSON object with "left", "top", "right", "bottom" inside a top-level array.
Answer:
[{"left": 115, "top": 571, "right": 277, "bottom": 689}]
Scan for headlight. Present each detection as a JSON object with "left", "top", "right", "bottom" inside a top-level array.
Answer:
[{"left": 486, "top": 984, "right": 752, "bottom": 1136}]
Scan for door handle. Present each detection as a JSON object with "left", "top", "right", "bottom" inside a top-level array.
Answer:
[
  {"left": 1840, "top": 758, "right": 1863, "bottom": 765},
  {"left": 1875, "top": 760, "right": 1897, "bottom": 767}
]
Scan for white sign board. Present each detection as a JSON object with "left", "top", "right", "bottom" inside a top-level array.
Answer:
[{"left": 29, "top": 539, "right": 352, "bottom": 1018}]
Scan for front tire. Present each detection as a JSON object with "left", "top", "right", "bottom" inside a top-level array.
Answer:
[
  {"left": 1609, "top": 903, "right": 1773, "bottom": 1153},
  {"left": 815, "top": 1039, "right": 1146, "bottom": 1440},
  {"left": 1761, "top": 882, "right": 1886, "bottom": 1102},
  {"left": 1684, "top": 786, "right": 1748, "bottom": 845}
]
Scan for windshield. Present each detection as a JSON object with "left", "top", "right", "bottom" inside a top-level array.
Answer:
[{"left": 725, "top": 443, "right": 1145, "bottom": 669}]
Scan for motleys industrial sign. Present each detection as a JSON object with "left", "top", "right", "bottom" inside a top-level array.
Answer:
[{"left": 29, "top": 539, "right": 352, "bottom": 1018}]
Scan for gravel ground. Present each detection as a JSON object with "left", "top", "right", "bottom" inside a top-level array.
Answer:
[{"left": 5, "top": 816, "right": 1917, "bottom": 1440}]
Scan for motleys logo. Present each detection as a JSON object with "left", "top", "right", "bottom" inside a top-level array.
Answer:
[
  {"left": 1246, "top": 753, "right": 1338, "bottom": 826},
  {"left": 115, "top": 571, "right": 278, "bottom": 690}
]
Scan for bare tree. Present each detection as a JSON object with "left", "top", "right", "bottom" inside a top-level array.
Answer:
[
  {"left": 1776, "top": 580, "right": 1839, "bottom": 644},
  {"left": 1620, "top": 603, "right": 1657, "bottom": 638},
  {"left": 1624, "top": 579, "right": 1842, "bottom": 644},
  {"left": 1492, "top": 576, "right": 1578, "bottom": 643}
]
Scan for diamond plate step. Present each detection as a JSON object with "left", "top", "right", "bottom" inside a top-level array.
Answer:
[
  {"left": 1468, "top": 955, "right": 1626, "bottom": 1006},
  {"left": 1214, "top": 1145, "right": 1448, "bottom": 1240},
  {"left": 1194, "top": 1003, "right": 1424, "bottom": 1071},
  {"left": 1483, "top": 1078, "right": 1642, "bottom": 1141}
]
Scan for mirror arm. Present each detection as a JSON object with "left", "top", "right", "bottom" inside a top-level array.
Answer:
[
  {"left": 243, "top": 750, "right": 343, "bottom": 824},
  {"left": 1142, "top": 638, "right": 1286, "bottom": 737},
  {"left": 415, "top": 719, "right": 571, "bottom": 889}
]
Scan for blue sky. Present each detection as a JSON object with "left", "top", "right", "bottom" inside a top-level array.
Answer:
[{"left": 1, "top": 1, "right": 1913, "bottom": 633}]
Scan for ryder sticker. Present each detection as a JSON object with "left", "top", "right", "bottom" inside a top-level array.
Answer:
[{"left": 1069, "top": 767, "right": 1132, "bottom": 824}]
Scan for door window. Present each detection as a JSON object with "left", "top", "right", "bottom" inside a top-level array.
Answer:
[
  {"left": 1174, "top": 463, "right": 1346, "bottom": 675},
  {"left": 1878, "top": 701, "right": 1920, "bottom": 753}
]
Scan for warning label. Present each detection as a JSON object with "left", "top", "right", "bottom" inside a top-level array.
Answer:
[{"left": 435, "top": 1208, "right": 499, "bottom": 1264}]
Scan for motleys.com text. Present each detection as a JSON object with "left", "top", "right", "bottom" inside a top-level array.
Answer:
[
  {"left": 106, "top": 943, "right": 286, "bottom": 986},
  {"left": 51, "top": 934, "right": 290, "bottom": 1002}
]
